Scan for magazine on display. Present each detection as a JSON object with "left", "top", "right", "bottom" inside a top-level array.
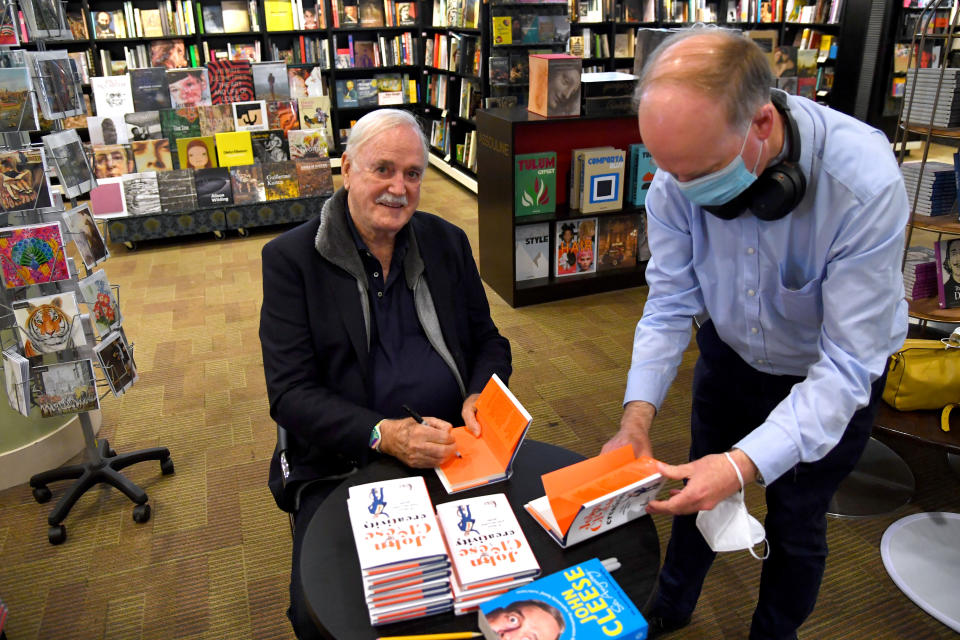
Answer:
[
  {"left": 12, "top": 292, "right": 87, "bottom": 357},
  {"left": 95, "top": 328, "right": 138, "bottom": 397},
  {"left": 263, "top": 161, "right": 299, "bottom": 200},
  {"left": 130, "top": 68, "right": 173, "bottom": 111},
  {"left": 555, "top": 218, "right": 597, "bottom": 277},
  {"left": 232, "top": 100, "right": 268, "bottom": 131},
  {"left": 42, "top": 130, "right": 96, "bottom": 199},
  {"left": 0, "top": 67, "right": 39, "bottom": 132},
  {"left": 288, "top": 129, "right": 329, "bottom": 159},
  {"left": 295, "top": 158, "right": 333, "bottom": 196},
  {"left": 194, "top": 167, "right": 234, "bottom": 207},
  {"left": 207, "top": 59, "right": 255, "bottom": 104},
  {"left": 30, "top": 359, "right": 99, "bottom": 417},
  {"left": 251, "top": 129, "right": 288, "bottom": 163},
  {"left": 77, "top": 269, "right": 122, "bottom": 337},
  {"left": 91, "top": 75, "right": 134, "bottom": 118},
  {"left": 2, "top": 348, "right": 31, "bottom": 416},
  {"left": 252, "top": 61, "right": 290, "bottom": 100}
]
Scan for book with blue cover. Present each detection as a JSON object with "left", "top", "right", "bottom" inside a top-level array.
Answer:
[
  {"left": 629, "top": 143, "right": 657, "bottom": 207},
  {"left": 478, "top": 557, "right": 648, "bottom": 640}
]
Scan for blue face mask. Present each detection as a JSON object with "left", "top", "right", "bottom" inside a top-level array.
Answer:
[{"left": 673, "top": 129, "right": 763, "bottom": 207}]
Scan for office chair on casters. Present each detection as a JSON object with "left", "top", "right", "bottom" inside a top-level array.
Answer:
[{"left": 29, "top": 412, "right": 174, "bottom": 545}]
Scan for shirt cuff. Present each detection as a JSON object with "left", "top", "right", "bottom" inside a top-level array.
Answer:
[
  {"left": 735, "top": 424, "right": 801, "bottom": 487},
  {"left": 624, "top": 366, "right": 668, "bottom": 411}
]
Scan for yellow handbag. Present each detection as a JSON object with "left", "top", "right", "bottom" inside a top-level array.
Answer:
[{"left": 882, "top": 336, "right": 960, "bottom": 432}]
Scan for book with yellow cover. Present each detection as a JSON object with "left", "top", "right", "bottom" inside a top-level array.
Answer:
[
  {"left": 523, "top": 445, "right": 664, "bottom": 548},
  {"left": 265, "top": 0, "right": 295, "bottom": 30},
  {"left": 435, "top": 373, "right": 531, "bottom": 494},
  {"left": 214, "top": 131, "right": 254, "bottom": 167}
]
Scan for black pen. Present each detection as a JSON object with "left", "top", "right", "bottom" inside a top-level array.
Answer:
[{"left": 403, "top": 404, "right": 461, "bottom": 458}]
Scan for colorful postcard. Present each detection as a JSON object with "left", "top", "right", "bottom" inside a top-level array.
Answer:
[
  {"left": 62, "top": 203, "right": 109, "bottom": 269},
  {"left": 30, "top": 359, "right": 99, "bottom": 417},
  {"left": 0, "top": 223, "right": 69, "bottom": 288},
  {"left": 95, "top": 328, "right": 138, "bottom": 396},
  {"left": 13, "top": 292, "right": 87, "bottom": 357},
  {"left": 77, "top": 269, "right": 122, "bottom": 337}
]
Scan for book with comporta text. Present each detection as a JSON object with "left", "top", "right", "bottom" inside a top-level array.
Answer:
[{"left": 435, "top": 373, "right": 532, "bottom": 494}]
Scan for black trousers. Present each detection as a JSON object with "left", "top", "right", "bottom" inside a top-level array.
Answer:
[{"left": 649, "top": 321, "right": 885, "bottom": 640}]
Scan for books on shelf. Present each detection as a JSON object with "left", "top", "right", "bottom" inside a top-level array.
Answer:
[
  {"left": 347, "top": 476, "right": 452, "bottom": 625},
  {"left": 555, "top": 218, "right": 596, "bottom": 277},
  {"left": 515, "top": 222, "right": 550, "bottom": 282},
  {"left": 935, "top": 238, "right": 960, "bottom": 309},
  {"left": 435, "top": 373, "right": 532, "bottom": 494},
  {"left": 900, "top": 161, "right": 957, "bottom": 217},
  {"left": 477, "top": 558, "right": 648, "bottom": 640},
  {"left": 596, "top": 213, "right": 640, "bottom": 272},
  {"left": 626, "top": 143, "right": 656, "bottom": 207},
  {"left": 903, "top": 246, "right": 937, "bottom": 302},
  {"left": 528, "top": 54, "right": 581, "bottom": 118},
  {"left": 514, "top": 152, "right": 557, "bottom": 217},
  {"left": 579, "top": 147, "right": 626, "bottom": 214},
  {"left": 194, "top": 167, "right": 234, "bottom": 206},
  {"left": 436, "top": 493, "right": 540, "bottom": 614},
  {"left": 524, "top": 445, "right": 663, "bottom": 548}
]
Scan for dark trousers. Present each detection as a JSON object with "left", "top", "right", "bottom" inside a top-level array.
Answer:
[
  {"left": 288, "top": 479, "right": 341, "bottom": 640},
  {"left": 650, "top": 321, "right": 885, "bottom": 640}
]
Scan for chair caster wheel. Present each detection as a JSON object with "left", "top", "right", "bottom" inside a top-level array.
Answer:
[
  {"left": 133, "top": 503, "right": 151, "bottom": 524},
  {"left": 48, "top": 524, "right": 66, "bottom": 545},
  {"left": 107, "top": 448, "right": 117, "bottom": 458},
  {"left": 33, "top": 485, "right": 52, "bottom": 503},
  {"left": 161, "top": 457, "right": 174, "bottom": 475}
]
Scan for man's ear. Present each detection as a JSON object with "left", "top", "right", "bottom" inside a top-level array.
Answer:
[
  {"left": 341, "top": 153, "right": 352, "bottom": 190},
  {"left": 753, "top": 103, "right": 776, "bottom": 142}
]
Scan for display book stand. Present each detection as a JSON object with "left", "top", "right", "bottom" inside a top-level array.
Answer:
[{"left": 0, "top": 31, "right": 173, "bottom": 545}]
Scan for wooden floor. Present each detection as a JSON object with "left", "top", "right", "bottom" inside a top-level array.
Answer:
[{"left": 0, "top": 168, "right": 957, "bottom": 639}]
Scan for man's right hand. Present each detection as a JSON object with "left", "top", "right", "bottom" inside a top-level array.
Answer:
[
  {"left": 379, "top": 417, "right": 458, "bottom": 468},
  {"left": 601, "top": 400, "right": 656, "bottom": 458}
]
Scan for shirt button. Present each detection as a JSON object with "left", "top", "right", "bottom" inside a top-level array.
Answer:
[
  {"left": 751, "top": 327, "right": 759, "bottom": 334},
  {"left": 747, "top": 289, "right": 756, "bottom": 296},
  {"left": 746, "top": 247, "right": 755, "bottom": 255},
  {"left": 373, "top": 271, "right": 379, "bottom": 278},
  {"left": 377, "top": 291, "right": 383, "bottom": 298}
]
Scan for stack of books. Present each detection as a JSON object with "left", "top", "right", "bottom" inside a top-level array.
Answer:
[
  {"left": 904, "top": 246, "right": 937, "bottom": 302},
  {"left": 903, "top": 68, "right": 960, "bottom": 128},
  {"left": 347, "top": 476, "right": 453, "bottom": 625},
  {"left": 436, "top": 493, "right": 541, "bottom": 614},
  {"left": 900, "top": 161, "right": 957, "bottom": 217}
]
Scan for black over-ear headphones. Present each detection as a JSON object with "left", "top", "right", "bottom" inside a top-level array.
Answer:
[{"left": 703, "top": 91, "right": 807, "bottom": 221}]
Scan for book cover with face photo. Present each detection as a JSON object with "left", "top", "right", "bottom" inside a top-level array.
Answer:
[
  {"left": 92, "top": 144, "right": 134, "bottom": 178},
  {"left": 27, "top": 51, "right": 85, "bottom": 120},
  {"left": 92, "top": 75, "right": 134, "bottom": 117},
  {"left": 263, "top": 161, "right": 299, "bottom": 200},
  {"left": 297, "top": 96, "right": 332, "bottom": 140},
  {"left": 232, "top": 100, "right": 268, "bottom": 132},
  {"left": 198, "top": 104, "right": 235, "bottom": 135},
  {"left": 132, "top": 139, "right": 173, "bottom": 172},
  {"left": 229, "top": 164, "right": 266, "bottom": 204},
  {"left": 194, "top": 167, "right": 234, "bottom": 207},
  {"left": 41, "top": 130, "right": 95, "bottom": 199},
  {"left": 95, "top": 328, "right": 138, "bottom": 396},
  {"left": 13, "top": 292, "right": 87, "bottom": 357},
  {"left": 156, "top": 169, "right": 199, "bottom": 213},
  {"left": 123, "top": 171, "right": 162, "bottom": 215},
  {"left": 130, "top": 67, "right": 173, "bottom": 111},
  {"left": 88, "top": 115, "right": 129, "bottom": 145},
  {"left": 555, "top": 218, "right": 597, "bottom": 277},
  {"left": 77, "top": 269, "right": 122, "bottom": 337},
  {"left": 30, "top": 359, "right": 99, "bottom": 417},
  {"left": 0, "top": 149, "right": 53, "bottom": 212},
  {"left": 266, "top": 100, "right": 299, "bottom": 135},
  {"left": 206, "top": 59, "right": 255, "bottom": 104},
  {"left": 125, "top": 111, "right": 163, "bottom": 141},
  {"left": 62, "top": 203, "right": 109, "bottom": 268},
  {"left": 176, "top": 135, "right": 217, "bottom": 170},
  {"left": 295, "top": 157, "right": 333, "bottom": 197},
  {"left": 150, "top": 39, "right": 190, "bottom": 69},
  {"left": 0, "top": 222, "right": 69, "bottom": 288},
  {"left": 3, "top": 348, "right": 31, "bottom": 417},
  {"left": 167, "top": 68, "right": 212, "bottom": 108},
  {"left": 252, "top": 61, "right": 290, "bottom": 100},
  {"left": 287, "top": 129, "right": 329, "bottom": 159},
  {"left": 0, "top": 67, "right": 39, "bottom": 131},
  {"left": 251, "top": 129, "right": 288, "bottom": 163}
]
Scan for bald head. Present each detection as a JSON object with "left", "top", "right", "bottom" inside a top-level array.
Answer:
[{"left": 637, "top": 29, "right": 773, "bottom": 131}]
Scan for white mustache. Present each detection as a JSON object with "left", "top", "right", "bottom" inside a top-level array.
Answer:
[{"left": 377, "top": 194, "right": 408, "bottom": 207}]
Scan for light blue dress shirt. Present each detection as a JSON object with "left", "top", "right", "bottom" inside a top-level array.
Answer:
[{"left": 625, "top": 93, "right": 909, "bottom": 484}]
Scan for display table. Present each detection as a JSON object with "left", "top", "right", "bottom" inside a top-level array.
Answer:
[{"left": 299, "top": 440, "right": 661, "bottom": 639}]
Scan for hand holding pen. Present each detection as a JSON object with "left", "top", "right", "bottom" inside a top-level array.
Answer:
[{"left": 403, "top": 404, "right": 462, "bottom": 459}]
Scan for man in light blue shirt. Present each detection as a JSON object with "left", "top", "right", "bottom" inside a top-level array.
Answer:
[{"left": 602, "top": 29, "right": 908, "bottom": 639}]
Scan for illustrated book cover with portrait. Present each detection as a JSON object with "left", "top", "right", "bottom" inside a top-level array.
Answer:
[
  {"left": 524, "top": 445, "right": 663, "bottom": 548},
  {"left": 515, "top": 222, "right": 550, "bottom": 282},
  {"left": 935, "top": 238, "right": 960, "bottom": 309},
  {"left": 252, "top": 61, "right": 290, "bottom": 100},
  {"left": 297, "top": 95, "right": 332, "bottom": 140},
  {"left": 27, "top": 50, "right": 85, "bottom": 120},
  {"left": 287, "top": 129, "right": 329, "bottom": 159},
  {"left": 555, "top": 218, "right": 597, "bottom": 277},
  {"left": 41, "top": 130, "right": 96, "bottom": 199},
  {"left": 232, "top": 99, "right": 268, "bottom": 132},
  {"left": 156, "top": 169, "right": 199, "bottom": 214},
  {"left": 263, "top": 161, "right": 300, "bottom": 200},
  {"left": 132, "top": 139, "right": 173, "bottom": 172},
  {"left": 214, "top": 130, "right": 254, "bottom": 166},
  {"left": 91, "top": 74, "right": 134, "bottom": 118},
  {"left": 229, "top": 164, "right": 266, "bottom": 204},
  {"left": 514, "top": 151, "right": 556, "bottom": 217},
  {"left": 266, "top": 100, "right": 300, "bottom": 135},
  {"left": 579, "top": 147, "right": 625, "bottom": 214},
  {"left": 122, "top": 171, "right": 162, "bottom": 215},
  {"left": 0, "top": 67, "right": 39, "bottom": 132},
  {"left": 194, "top": 167, "right": 234, "bottom": 207},
  {"left": 0, "top": 149, "right": 53, "bottom": 212},
  {"left": 166, "top": 68, "right": 213, "bottom": 108},
  {"left": 129, "top": 67, "right": 172, "bottom": 111},
  {"left": 596, "top": 213, "right": 639, "bottom": 272},
  {"left": 295, "top": 157, "right": 333, "bottom": 197},
  {"left": 124, "top": 110, "right": 163, "bottom": 141},
  {"left": 251, "top": 129, "right": 289, "bottom": 163},
  {"left": 95, "top": 328, "right": 138, "bottom": 397},
  {"left": 206, "top": 59, "right": 255, "bottom": 104},
  {"left": 477, "top": 558, "right": 647, "bottom": 640},
  {"left": 435, "top": 373, "right": 532, "bottom": 494},
  {"left": 30, "top": 359, "right": 99, "bottom": 418},
  {"left": 199, "top": 104, "right": 236, "bottom": 135},
  {"left": 77, "top": 269, "right": 122, "bottom": 337},
  {"left": 62, "top": 203, "right": 109, "bottom": 269},
  {"left": 88, "top": 115, "right": 129, "bottom": 145},
  {"left": 3, "top": 348, "right": 31, "bottom": 416},
  {"left": 287, "top": 66, "right": 325, "bottom": 98},
  {"left": 149, "top": 39, "right": 189, "bottom": 68},
  {"left": 176, "top": 135, "right": 218, "bottom": 170},
  {"left": 13, "top": 292, "right": 87, "bottom": 357},
  {"left": 92, "top": 144, "right": 134, "bottom": 179}
]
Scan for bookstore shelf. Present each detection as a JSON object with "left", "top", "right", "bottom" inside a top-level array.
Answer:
[{"left": 912, "top": 218, "right": 960, "bottom": 234}]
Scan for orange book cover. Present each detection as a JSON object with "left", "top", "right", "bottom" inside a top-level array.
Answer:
[
  {"left": 524, "top": 445, "right": 664, "bottom": 548},
  {"left": 435, "top": 373, "right": 532, "bottom": 493}
]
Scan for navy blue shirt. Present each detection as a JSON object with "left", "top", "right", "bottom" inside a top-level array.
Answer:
[{"left": 344, "top": 207, "right": 463, "bottom": 426}]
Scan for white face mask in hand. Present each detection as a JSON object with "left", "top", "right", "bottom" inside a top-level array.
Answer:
[{"left": 695, "top": 452, "right": 769, "bottom": 560}]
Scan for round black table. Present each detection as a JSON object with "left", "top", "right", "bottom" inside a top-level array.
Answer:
[{"left": 300, "top": 440, "right": 661, "bottom": 639}]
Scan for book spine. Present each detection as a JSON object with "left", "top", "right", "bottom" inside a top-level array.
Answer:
[{"left": 935, "top": 241, "right": 946, "bottom": 309}]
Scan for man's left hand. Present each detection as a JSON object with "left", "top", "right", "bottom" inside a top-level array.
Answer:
[
  {"left": 461, "top": 393, "right": 481, "bottom": 437},
  {"left": 646, "top": 449, "right": 759, "bottom": 516}
]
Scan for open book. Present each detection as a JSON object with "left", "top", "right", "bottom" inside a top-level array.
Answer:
[
  {"left": 524, "top": 445, "right": 664, "bottom": 548},
  {"left": 435, "top": 374, "right": 532, "bottom": 494}
]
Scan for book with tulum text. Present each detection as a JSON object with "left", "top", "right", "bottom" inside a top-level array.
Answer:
[
  {"left": 514, "top": 151, "right": 556, "bottom": 217},
  {"left": 435, "top": 373, "right": 532, "bottom": 494}
]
